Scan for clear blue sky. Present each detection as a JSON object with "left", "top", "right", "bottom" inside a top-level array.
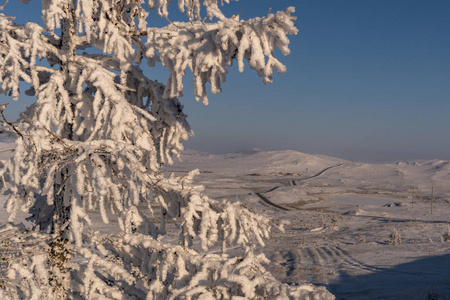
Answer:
[{"left": 2, "top": 0, "right": 450, "bottom": 162}]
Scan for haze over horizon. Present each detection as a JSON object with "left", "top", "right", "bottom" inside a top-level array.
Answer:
[{"left": 2, "top": 0, "right": 449, "bottom": 163}]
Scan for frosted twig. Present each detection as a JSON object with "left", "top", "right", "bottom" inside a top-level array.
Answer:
[
  {"left": 19, "top": 110, "right": 70, "bottom": 149},
  {"left": 232, "top": 10, "right": 244, "bottom": 19},
  {"left": 0, "top": 104, "right": 24, "bottom": 138},
  {"left": 164, "top": 15, "right": 179, "bottom": 28},
  {"left": 0, "top": 0, "right": 8, "bottom": 10}
]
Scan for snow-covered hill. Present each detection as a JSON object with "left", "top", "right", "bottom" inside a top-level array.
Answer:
[
  {"left": 168, "top": 148, "right": 450, "bottom": 203},
  {"left": 175, "top": 148, "right": 345, "bottom": 175}
]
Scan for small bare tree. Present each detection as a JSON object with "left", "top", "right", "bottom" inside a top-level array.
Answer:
[{"left": 389, "top": 228, "right": 402, "bottom": 245}]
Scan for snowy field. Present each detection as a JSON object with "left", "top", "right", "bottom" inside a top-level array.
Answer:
[
  {"left": 2, "top": 141, "right": 450, "bottom": 299},
  {"left": 163, "top": 149, "right": 450, "bottom": 299}
]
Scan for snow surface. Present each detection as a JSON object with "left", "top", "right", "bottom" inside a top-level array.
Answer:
[
  {"left": 163, "top": 148, "right": 450, "bottom": 299},
  {"left": 2, "top": 141, "right": 450, "bottom": 299}
]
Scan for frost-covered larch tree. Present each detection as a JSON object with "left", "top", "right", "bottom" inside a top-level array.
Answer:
[{"left": 0, "top": 0, "right": 334, "bottom": 299}]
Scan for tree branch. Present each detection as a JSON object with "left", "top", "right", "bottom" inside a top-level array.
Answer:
[
  {"left": 0, "top": 104, "right": 24, "bottom": 138},
  {"left": 19, "top": 110, "right": 70, "bottom": 149},
  {"left": 0, "top": 0, "right": 9, "bottom": 11}
]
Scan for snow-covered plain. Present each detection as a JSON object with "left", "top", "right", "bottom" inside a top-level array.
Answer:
[
  {"left": 162, "top": 148, "right": 450, "bottom": 299},
  {"left": 2, "top": 141, "right": 450, "bottom": 299}
]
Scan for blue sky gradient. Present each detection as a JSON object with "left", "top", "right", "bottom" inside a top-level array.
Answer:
[{"left": 2, "top": 0, "right": 450, "bottom": 162}]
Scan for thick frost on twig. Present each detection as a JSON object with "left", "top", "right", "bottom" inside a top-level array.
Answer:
[{"left": 146, "top": 7, "right": 298, "bottom": 104}]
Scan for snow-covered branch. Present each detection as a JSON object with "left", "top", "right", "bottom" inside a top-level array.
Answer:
[{"left": 146, "top": 7, "right": 298, "bottom": 104}]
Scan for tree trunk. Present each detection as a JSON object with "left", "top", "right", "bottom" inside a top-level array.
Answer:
[{"left": 49, "top": 2, "right": 78, "bottom": 297}]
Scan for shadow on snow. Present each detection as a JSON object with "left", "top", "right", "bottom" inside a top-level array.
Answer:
[{"left": 327, "top": 253, "right": 450, "bottom": 300}]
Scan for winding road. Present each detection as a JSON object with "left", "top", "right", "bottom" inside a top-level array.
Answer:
[{"left": 255, "top": 163, "right": 343, "bottom": 211}]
